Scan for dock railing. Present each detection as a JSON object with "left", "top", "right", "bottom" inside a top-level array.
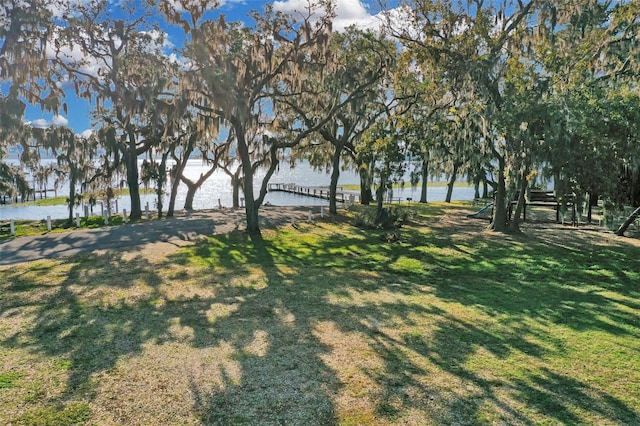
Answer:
[{"left": 268, "top": 183, "right": 359, "bottom": 204}]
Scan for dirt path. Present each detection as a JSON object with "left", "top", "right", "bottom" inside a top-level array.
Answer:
[{"left": 0, "top": 206, "right": 321, "bottom": 266}]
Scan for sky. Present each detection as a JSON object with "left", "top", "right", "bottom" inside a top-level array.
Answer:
[{"left": 23, "top": 0, "right": 392, "bottom": 135}]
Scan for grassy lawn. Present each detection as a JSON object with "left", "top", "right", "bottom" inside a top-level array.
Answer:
[
  {"left": 22, "top": 195, "right": 70, "bottom": 207},
  {"left": 1, "top": 203, "right": 639, "bottom": 424},
  {"left": 340, "top": 181, "right": 474, "bottom": 191},
  {"left": 0, "top": 215, "right": 127, "bottom": 239},
  {"left": 15, "top": 188, "right": 152, "bottom": 207}
]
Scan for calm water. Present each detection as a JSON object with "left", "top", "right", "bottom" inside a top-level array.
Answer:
[{"left": 0, "top": 160, "right": 475, "bottom": 220}]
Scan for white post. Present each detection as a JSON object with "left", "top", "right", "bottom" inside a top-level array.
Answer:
[
  {"left": 321, "top": 206, "right": 325, "bottom": 218},
  {"left": 123, "top": 209, "right": 128, "bottom": 224},
  {"left": 47, "top": 215, "right": 52, "bottom": 231},
  {"left": 76, "top": 212, "right": 81, "bottom": 227},
  {"left": 145, "top": 203, "right": 150, "bottom": 220},
  {"left": 308, "top": 210, "right": 312, "bottom": 222},
  {"left": 10, "top": 219, "right": 15, "bottom": 235},
  {"left": 104, "top": 211, "right": 109, "bottom": 225}
]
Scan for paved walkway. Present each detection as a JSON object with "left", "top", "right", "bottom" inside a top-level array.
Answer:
[
  {"left": 0, "top": 206, "right": 320, "bottom": 266},
  {"left": 0, "top": 207, "right": 315, "bottom": 267}
]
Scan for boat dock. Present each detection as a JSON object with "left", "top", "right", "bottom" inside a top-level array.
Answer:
[{"left": 268, "top": 183, "right": 360, "bottom": 204}]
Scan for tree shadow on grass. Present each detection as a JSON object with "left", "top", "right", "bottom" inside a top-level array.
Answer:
[
  {"left": 2, "top": 209, "right": 639, "bottom": 424},
  {"left": 417, "top": 219, "right": 640, "bottom": 423},
  {"left": 176, "top": 232, "right": 341, "bottom": 424},
  {"left": 166, "top": 228, "right": 460, "bottom": 423},
  {"left": 1, "top": 252, "right": 167, "bottom": 400},
  {"left": 173, "top": 217, "right": 640, "bottom": 423}
]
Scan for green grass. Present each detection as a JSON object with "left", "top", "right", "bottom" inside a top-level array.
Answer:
[
  {"left": 24, "top": 195, "right": 69, "bottom": 207},
  {"left": 17, "top": 188, "right": 154, "bottom": 207},
  {"left": 0, "top": 214, "right": 138, "bottom": 239},
  {"left": 16, "top": 403, "right": 91, "bottom": 426},
  {"left": 0, "top": 372, "right": 23, "bottom": 388},
  {"left": 341, "top": 181, "right": 475, "bottom": 191},
  {"left": 1, "top": 203, "right": 639, "bottom": 425}
]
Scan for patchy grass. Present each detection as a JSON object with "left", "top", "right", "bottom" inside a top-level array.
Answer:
[
  {"left": 0, "top": 214, "right": 141, "bottom": 239},
  {"left": 1, "top": 203, "right": 639, "bottom": 425},
  {"left": 23, "top": 195, "right": 69, "bottom": 207},
  {"left": 341, "top": 181, "right": 474, "bottom": 191},
  {"left": 17, "top": 188, "right": 153, "bottom": 207}
]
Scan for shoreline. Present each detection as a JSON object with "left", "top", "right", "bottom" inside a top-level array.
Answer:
[
  {"left": 0, "top": 205, "right": 325, "bottom": 266},
  {"left": 0, "top": 185, "right": 478, "bottom": 221}
]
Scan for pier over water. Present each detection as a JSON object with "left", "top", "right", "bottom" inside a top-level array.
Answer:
[{"left": 268, "top": 183, "right": 360, "bottom": 204}]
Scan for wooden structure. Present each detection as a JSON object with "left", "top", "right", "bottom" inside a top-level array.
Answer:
[
  {"left": 509, "top": 189, "right": 576, "bottom": 224},
  {"left": 267, "top": 183, "right": 360, "bottom": 204}
]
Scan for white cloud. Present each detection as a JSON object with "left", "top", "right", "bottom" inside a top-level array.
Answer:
[
  {"left": 140, "top": 29, "right": 175, "bottom": 50},
  {"left": 273, "top": 0, "right": 384, "bottom": 32},
  {"left": 47, "top": 0, "right": 94, "bottom": 19},
  {"left": 378, "top": 5, "right": 420, "bottom": 39},
  {"left": 26, "top": 115, "right": 69, "bottom": 129},
  {"left": 47, "top": 28, "right": 104, "bottom": 79},
  {"left": 80, "top": 129, "right": 94, "bottom": 138},
  {"left": 163, "top": 0, "right": 224, "bottom": 13},
  {"left": 51, "top": 115, "right": 69, "bottom": 127},
  {"left": 28, "top": 119, "right": 50, "bottom": 129}
]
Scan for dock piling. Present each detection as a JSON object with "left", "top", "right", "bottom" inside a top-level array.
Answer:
[{"left": 267, "top": 183, "right": 360, "bottom": 205}]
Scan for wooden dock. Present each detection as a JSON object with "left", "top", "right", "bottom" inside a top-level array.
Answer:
[{"left": 268, "top": 183, "right": 360, "bottom": 204}]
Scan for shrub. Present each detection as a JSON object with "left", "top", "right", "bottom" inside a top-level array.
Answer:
[{"left": 353, "top": 205, "right": 413, "bottom": 229}]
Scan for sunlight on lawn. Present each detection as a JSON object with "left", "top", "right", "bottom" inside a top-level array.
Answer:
[{"left": 1, "top": 203, "right": 639, "bottom": 425}]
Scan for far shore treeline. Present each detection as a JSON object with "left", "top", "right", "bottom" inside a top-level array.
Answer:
[{"left": 1, "top": 0, "right": 639, "bottom": 235}]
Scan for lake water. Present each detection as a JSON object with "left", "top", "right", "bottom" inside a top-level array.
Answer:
[{"left": 0, "top": 160, "right": 476, "bottom": 220}]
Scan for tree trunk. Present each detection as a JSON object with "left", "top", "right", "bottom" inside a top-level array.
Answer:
[
  {"left": 482, "top": 179, "right": 489, "bottom": 199},
  {"left": 490, "top": 156, "right": 507, "bottom": 232},
  {"left": 180, "top": 165, "right": 216, "bottom": 211},
  {"left": 445, "top": 162, "right": 460, "bottom": 203},
  {"left": 168, "top": 142, "right": 194, "bottom": 217},
  {"left": 508, "top": 172, "right": 528, "bottom": 233},
  {"left": 244, "top": 197, "right": 260, "bottom": 234},
  {"left": 615, "top": 205, "right": 640, "bottom": 236},
  {"left": 126, "top": 131, "right": 142, "bottom": 221},
  {"left": 67, "top": 178, "right": 76, "bottom": 224},
  {"left": 376, "top": 184, "right": 385, "bottom": 214},
  {"left": 242, "top": 161, "right": 261, "bottom": 234},
  {"left": 419, "top": 156, "right": 429, "bottom": 203},
  {"left": 329, "top": 141, "right": 343, "bottom": 214},
  {"left": 631, "top": 166, "right": 640, "bottom": 207},
  {"left": 232, "top": 173, "right": 241, "bottom": 209},
  {"left": 359, "top": 167, "right": 373, "bottom": 205},
  {"left": 183, "top": 181, "right": 197, "bottom": 210},
  {"left": 156, "top": 153, "right": 168, "bottom": 219},
  {"left": 586, "top": 189, "right": 596, "bottom": 224},
  {"left": 236, "top": 128, "right": 261, "bottom": 235},
  {"left": 167, "top": 163, "right": 183, "bottom": 217}
]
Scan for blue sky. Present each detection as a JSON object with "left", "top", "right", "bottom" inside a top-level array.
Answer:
[{"left": 24, "top": 0, "right": 390, "bottom": 135}]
